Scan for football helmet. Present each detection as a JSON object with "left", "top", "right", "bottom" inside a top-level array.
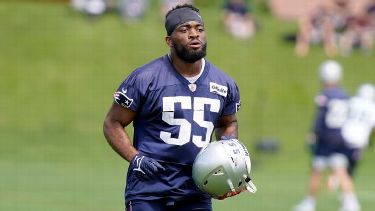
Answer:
[
  {"left": 84, "top": 0, "right": 106, "bottom": 16},
  {"left": 319, "top": 60, "right": 342, "bottom": 84},
  {"left": 192, "top": 139, "right": 257, "bottom": 199},
  {"left": 357, "top": 83, "right": 375, "bottom": 102}
]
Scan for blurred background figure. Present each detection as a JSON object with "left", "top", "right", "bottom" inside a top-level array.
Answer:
[
  {"left": 294, "top": 60, "right": 360, "bottom": 211},
  {"left": 339, "top": 0, "right": 375, "bottom": 56},
  {"left": 222, "top": 0, "right": 256, "bottom": 40},
  {"left": 341, "top": 84, "right": 375, "bottom": 176},
  {"left": 71, "top": 0, "right": 107, "bottom": 16},
  {"left": 71, "top": 0, "right": 86, "bottom": 11},
  {"left": 160, "top": 0, "right": 194, "bottom": 16},
  {"left": 294, "top": 2, "right": 334, "bottom": 57},
  {"left": 118, "top": 0, "right": 149, "bottom": 22},
  {"left": 327, "top": 83, "right": 375, "bottom": 192},
  {"left": 294, "top": 0, "right": 352, "bottom": 57}
]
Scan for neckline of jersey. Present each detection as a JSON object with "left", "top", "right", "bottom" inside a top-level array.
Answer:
[{"left": 164, "top": 54, "right": 210, "bottom": 86}]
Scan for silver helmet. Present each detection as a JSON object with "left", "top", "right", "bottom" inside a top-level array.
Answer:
[
  {"left": 192, "top": 139, "right": 257, "bottom": 199},
  {"left": 318, "top": 60, "right": 342, "bottom": 84}
]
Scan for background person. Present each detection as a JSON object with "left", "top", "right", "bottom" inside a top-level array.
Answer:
[
  {"left": 71, "top": 0, "right": 107, "bottom": 16},
  {"left": 222, "top": 0, "right": 256, "bottom": 40},
  {"left": 294, "top": 60, "right": 360, "bottom": 211},
  {"left": 341, "top": 83, "right": 375, "bottom": 175},
  {"left": 327, "top": 83, "right": 375, "bottom": 191},
  {"left": 103, "top": 4, "right": 242, "bottom": 210},
  {"left": 294, "top": 0, "right": 352, "bottom": 57},
  {"left": 118, "top": 0, "right": 149, "bottom": 22},
  {"left": 339, "top": 0, "right": 375, "bottom": 56},
  {"left": 160, "top": 0, "right": 194, "bottom": 16}
]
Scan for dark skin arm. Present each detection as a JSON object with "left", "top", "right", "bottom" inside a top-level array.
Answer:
[
  {"left": 103, "top": 103, "right": 138, "bottom": 162},
  {"left": 215, "top": 114, "right": 238, "bottom": 140}
]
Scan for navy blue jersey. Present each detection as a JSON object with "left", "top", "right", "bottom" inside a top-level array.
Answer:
[
  {"left": 113, "top": 55, "right": 240, "bottom": 202},
  {"left": 114, "top": 55, "right": 240, "bottom": 165},
  {"left": 313, "top": 86, "right": 348, "bottom": 155}
]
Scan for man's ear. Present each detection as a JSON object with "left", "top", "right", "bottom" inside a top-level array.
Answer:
[{"left": 165, "top": 36, "right": 173, "bottom": 48}]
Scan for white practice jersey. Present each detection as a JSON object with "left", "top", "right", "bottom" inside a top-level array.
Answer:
[{"left": 341, "top": 96, "right": 375, "bottom": 149}]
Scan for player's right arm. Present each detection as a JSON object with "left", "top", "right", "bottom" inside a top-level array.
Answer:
[
  {"left": 214, "top": 114, "right": 238, "bottom": 140},
  {"left": 103, "top": 102, "right": 138, "bottom": 162}
]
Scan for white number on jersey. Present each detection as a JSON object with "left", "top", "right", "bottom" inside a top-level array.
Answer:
[
  {"left": 160, "top": 96, "right": 220, "bottom": 147},
  {"left": 325, "top": 99, "right": 348, "bottom": 128}
]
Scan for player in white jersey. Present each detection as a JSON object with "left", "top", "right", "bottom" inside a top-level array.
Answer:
[
  {"left": 342, "top": 84, "right": 375, "bottom": 175},
  {"left": 342, "top": 84, "right": 375, "bottom": 149}
]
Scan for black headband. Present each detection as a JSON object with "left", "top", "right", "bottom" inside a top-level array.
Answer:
[{"left": 165, "top": 7, "right": 204, "bottom": 35}]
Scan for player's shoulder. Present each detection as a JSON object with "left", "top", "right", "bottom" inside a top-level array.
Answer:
[
  {"left": 314, "top": 87, "right": 347, "bottom": 106},
  {"left": 131, "top": 56, "right": 167, "bottom": 78},
  {"left": 123, "top": 55, "right": 170, "bottom": 86},
  {"left": 322, "top": 86, "right": 348, "bottom": 99}
]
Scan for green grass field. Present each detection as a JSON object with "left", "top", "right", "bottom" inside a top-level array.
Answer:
[{"left": 1, "top": 1, "right": 374, "bottom": 210}]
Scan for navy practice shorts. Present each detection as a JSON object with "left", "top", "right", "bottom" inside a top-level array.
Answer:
[{"left": 126, "top": 197, "right": 212, "bottom": 211}]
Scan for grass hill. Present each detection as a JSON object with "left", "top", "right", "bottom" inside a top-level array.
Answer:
[{"left": 0, "top": 1, "right": 374, "bottom": 210}]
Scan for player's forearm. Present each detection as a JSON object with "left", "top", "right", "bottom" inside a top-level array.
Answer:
[
  {"left": 215, "top": 121, "right": 238, "bottom": 140},
  {"left": 103, "top": 119, "right": 138, "bottom": 162}
]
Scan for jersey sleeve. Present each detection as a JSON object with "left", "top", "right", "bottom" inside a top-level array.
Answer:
[
  {"left": 222, "top": 81, "right": 241, "bottom": 116},
  {"left": 113, "top": 71, "right": 146, "bottom": 112},
  {"left": 313, "top": 93, "right": 327, "bottom": 134}
]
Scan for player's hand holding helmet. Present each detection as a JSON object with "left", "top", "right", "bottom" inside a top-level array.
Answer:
[
  {"left": 131, "top": 154, "right": 165, "bottom": 181},
  {"left": 192, "top": 139, "right": 257, "bottom": 200}
]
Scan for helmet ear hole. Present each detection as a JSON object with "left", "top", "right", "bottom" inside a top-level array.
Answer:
[
  {"left": 214, "top": 169, "right": 223, "bottom": 175},
  {"left": 204, "top": 180, "right": 208, "bottom": 185},
  {"left": 238, "top": 181, "right": 243, "bottom": 187}
]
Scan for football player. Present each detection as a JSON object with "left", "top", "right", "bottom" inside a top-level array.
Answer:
[
  {"left": 294, "top": 60, "right": 360, "bottom": 211},
  {"left": 341, "top": 83, "right": 375, "bottom": 176},
  {"left": 327, "top": 83, "right": 375, "bottom": 193},
  {"left": 103, "top": 4, "right": 241, "bottom": 211}
]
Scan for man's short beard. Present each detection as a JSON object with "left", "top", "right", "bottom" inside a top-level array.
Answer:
[{"left": 173, "top": 42, "right": 207, "bottom": 63}]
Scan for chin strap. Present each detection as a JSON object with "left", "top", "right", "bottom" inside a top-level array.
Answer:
[
  {"left": 217, "top": 188, "right": 245, "bottom": 200},
  {"left": 217, "top": 177, "right": 257, "bottom": 200}
]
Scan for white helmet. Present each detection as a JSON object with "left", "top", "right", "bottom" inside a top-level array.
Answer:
[
  {"left": 357, "top": 83, "right": 375, "bottom": 102},
  {"left": 192, "top": 139, "right": 257, "bottom": 199},
  {"left": 84, "top": 0, "right": 106, "bottom": 16},
  {"left": 319, "top": 60, "right": 342, "bottom": 84}
]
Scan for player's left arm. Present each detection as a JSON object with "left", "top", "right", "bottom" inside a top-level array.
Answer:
[
  {"left": 215, "top": 114, "right": 238, "bottom": 140},
  {"left": 103, "top": 102, "right": 138, "bottom": 162}
]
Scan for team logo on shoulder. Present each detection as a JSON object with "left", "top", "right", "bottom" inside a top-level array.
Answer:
[
  {"left": 210, "top": 82, "right": 228, "bottom": 97},
  {"left": 114, "top": 88, "right": 133, "bottom": 108}
]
